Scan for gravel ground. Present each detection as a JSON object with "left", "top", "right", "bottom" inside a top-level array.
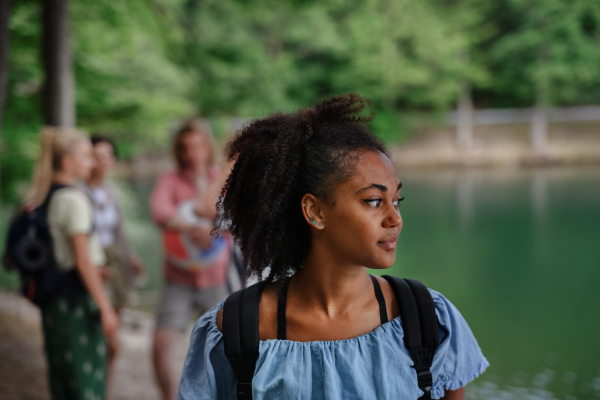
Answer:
[{"left": 0, "top": 292, "right": 192, "bottom": 400}]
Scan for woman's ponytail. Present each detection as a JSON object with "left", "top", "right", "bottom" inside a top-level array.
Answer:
[{"left": 24, "top": 127, "right": 87, "bottom": 207}]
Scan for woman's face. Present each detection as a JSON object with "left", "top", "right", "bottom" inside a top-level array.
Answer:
[
  {"left": 65, "top": 139, "right": 94, "bottom": 180},
  {"left": 92, "top": 141, "right": 116, "bottom": 177},
  {"left": 317, "top": 151, "right": 403, "bottom": 269},
  {"left": 180, "top": 131, "right": 210, "bottom": 172}
]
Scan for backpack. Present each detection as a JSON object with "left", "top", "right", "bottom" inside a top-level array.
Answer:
[
  {"left": 3, "top": 184, "right": 86, "bottom": 306},
  {"left": 222, "top": 275, "right": 439, "bottom": 400}
]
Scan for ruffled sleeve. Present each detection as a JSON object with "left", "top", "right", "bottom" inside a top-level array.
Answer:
[
  {"left": 428, "top": 290, "right": 489, "bottom": 399},
  {"left": 177, "top": 301, "right": 236, "bottom": 400}
]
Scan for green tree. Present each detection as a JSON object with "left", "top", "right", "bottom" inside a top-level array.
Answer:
[
  {"left": 1, "top": 0, "right": 192, "bottom": 202},
  {"left": 4, "top": 0, "right": 600, "bottom": 202},
  {"left": 469, "top": 0, "right": 600, "bottom": 149},
  {"left": 473, "top": 0, "right": 600, "bottom": 107},
  {"left": 0, "top": 0, "right": 10, "bottom": 129},
  {"left": 176, "top": 0, "right": 471, "bottom": 142}
]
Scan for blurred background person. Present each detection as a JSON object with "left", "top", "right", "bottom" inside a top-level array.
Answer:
[
  {"left": 25, "top": 129, "right": 119, "bottom": 400},
  {"left": 79, "top": 134, "right": 145, "bottom": 382},
  {"left": 150, "top": 119, "right": 231, "bottom": 400}
]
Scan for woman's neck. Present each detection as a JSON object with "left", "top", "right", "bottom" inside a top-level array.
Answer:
[
  {"left": 52, "top": 170, "right": 76, "bottom": 186},
  {"left": 290, "top": 244, "right": 371, "bottom": 319},
  {"left": 87, "top": 173, "right": 105, "bottom": 187},
  {"left": 193, "top": 163, "right": 209, "bottom": 178}
]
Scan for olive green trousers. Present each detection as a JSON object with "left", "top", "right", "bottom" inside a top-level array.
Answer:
[{"left": 41, "top": 295, "right": 107, "bottom": 400}]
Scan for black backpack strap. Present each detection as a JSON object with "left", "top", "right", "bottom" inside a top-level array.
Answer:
[
  {"left": 276, "top": 280, "right": 288, "bottom": 340},
  {"left": 369, "top": 274, "right": 389, "bottom": 324},
  {"left": 223, "top": 280, "right": 268, "bottom": 400},
  {"left": 382, "top": 276, "right": 439, "bottom": 400}
]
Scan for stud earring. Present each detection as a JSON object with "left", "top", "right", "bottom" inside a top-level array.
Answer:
[
  {"left": 313, "top": 221, "right": 316, "bottom": 225},
  {"left": 309, "top": 219, "right": 313, "bottom": 222},
  {"left": 318, "top": 223, "right": 322, "bottom": 226}
]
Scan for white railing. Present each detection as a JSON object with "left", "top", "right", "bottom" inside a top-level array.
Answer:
[{"left": 447, "top": 105, "right": 600, "bottom": 126}]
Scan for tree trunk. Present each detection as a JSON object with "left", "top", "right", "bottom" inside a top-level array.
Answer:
[
  {"left": 42, "top": 0, "right": 75, "bottom": 128},
  {"left": 0, "top": 0, "right": 10, "bottom": 130},
  {"left": 456, "top": 79, "right": 473, "bottom": 149}
]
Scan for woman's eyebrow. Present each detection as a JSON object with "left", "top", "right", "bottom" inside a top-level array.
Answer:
[
  {"left": 356, "top": 183, "right": 388, "bottom": 194},
  {"left": 356, "top": 181, "right": 402, "bottom": 194}
]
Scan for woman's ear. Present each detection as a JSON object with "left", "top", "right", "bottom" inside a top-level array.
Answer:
[{"left": 301, "top": 194, "right": 326, "bottom": 230}]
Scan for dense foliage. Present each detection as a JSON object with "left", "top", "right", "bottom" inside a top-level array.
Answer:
[{"left": 2, "top": 0, "right": 600, "bottom": 202}]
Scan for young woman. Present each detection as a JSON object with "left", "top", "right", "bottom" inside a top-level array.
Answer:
[
  {"left": 79, "top": 134, "right": 144, "bottom": 380},
  {"left": 26, "top": 128, "right": 119, "bottom": 400},
  {"left": 150, "top": 119, "right": 232, "bottom": 400},
  {"left": 177, "top": 94, "right": 488, "bottom": 400},
  {"left": 81, "top": 134, "right": 144, "bottom": 311}
]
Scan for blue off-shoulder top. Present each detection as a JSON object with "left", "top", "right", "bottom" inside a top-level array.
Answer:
[{"left": 177, "top": 289, "right": 488, "bottom": 400}]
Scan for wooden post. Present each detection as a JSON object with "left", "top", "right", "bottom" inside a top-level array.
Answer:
[
  {"left": 530, "top": 104, "right": 547, "bottom": 151},
  {"left": 456, "top": 79, "right": 473, "bottom": 149},
  {"left": 42, "top": 0, "right": 75, "bottom": 128},
  {"left": 456, "top": 45, "right": 473, "bottom": 149}
]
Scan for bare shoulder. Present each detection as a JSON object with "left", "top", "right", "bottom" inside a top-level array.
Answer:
[
  {"left": 215, "top": 282, "right": 279, "bottom": 339},
  {"left": 258, "top": 283, "right": 278, "bottom": 340},
  {"left": 372, "top": 275, "right": 400, "bottom": 321}
]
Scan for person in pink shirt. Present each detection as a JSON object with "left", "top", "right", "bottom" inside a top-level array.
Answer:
[{"left": 150, "top": 119, "right": 231, "bottom": 400}]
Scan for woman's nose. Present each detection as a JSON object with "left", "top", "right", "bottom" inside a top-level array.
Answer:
[{"left": 383, "top": 206, "right": 402, "bottom": 228}]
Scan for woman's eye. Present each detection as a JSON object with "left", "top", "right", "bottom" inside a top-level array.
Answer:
[
  {"left": 363, "top": 199, "right": 382, "bottom": 207},
  {"left": 392, "top": 197, "right": 405, "bottom": 208}
]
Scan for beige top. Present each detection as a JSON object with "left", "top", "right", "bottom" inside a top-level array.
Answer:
[{"left": 47, "top": 187, "right": 106, "bottom": 271}]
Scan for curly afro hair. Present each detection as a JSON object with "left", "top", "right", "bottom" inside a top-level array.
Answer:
[{"left": 219, "top": 93, "right": 387, "bottom": 281}]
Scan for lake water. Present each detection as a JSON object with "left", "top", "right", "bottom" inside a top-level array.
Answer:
[
  {"left": 375, "top": 167, "right": 600, "bottom": 400},
  {"left": 1, "top": 166, "right": 599, "bottom": 399}
]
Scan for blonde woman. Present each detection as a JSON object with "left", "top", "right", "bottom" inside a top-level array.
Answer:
[{"left": 26, "top": 128, "right": 119, "bottom": 400}]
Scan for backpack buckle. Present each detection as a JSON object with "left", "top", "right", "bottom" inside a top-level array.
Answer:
[
  {"left": 237, "top": 382, "right": 253, "bottom": 399},
  {"left": 416, "top": 369, "right": 433, "bottom": 392}
]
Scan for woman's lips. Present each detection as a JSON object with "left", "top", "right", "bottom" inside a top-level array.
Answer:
[{"left": 377, "top": 239, "right": 397, "bottom": 251}]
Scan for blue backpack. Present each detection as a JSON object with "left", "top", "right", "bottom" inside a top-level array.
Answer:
[{"left": 3, "top": 184, "right": 86, "bottom": 306}]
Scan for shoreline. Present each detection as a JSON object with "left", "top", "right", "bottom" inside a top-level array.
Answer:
[
  {"left": 389, "top": 121, "right": 600, "bottom": 169},
  {"left": 390, "top": 144, "right": 600, "bottom": 169},
  {"left": 112, "top": 121, "right": 600, "bottom": 178}
]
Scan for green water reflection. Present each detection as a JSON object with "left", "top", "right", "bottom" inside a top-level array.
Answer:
[
  {"left": 1, "top": 167, "right": 599, "bottom": 399},
  {"left": 371, "top": 167, "right": 600, "bottom": 399}
]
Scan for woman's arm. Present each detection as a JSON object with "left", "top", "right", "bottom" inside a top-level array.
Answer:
[
  {"left": 71, "top": 234, "right": 119, "bottom": 353},
  {"left": 193, "top": 163, "right": 233, "bottom": 219},
  {"left": 149, "top": 174, "right": 212, "bottom": 248},
  {"left": 150, "top": 174, "right": 178, "bottom": 228},
  {"left": 110, "top": 184, "right": 144, "bottom": 277},
  {"left": 192, "top": 176, "right": 224, "bottom": 220},
  {"left": 441, "top": 387, "right": 465, "bottom": 400},
  {"left": 128, "top": 252, "right": 144, "bottom": 276},
  {"left": 150, "top": 173, "right": 198, "bottom": 233}
]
